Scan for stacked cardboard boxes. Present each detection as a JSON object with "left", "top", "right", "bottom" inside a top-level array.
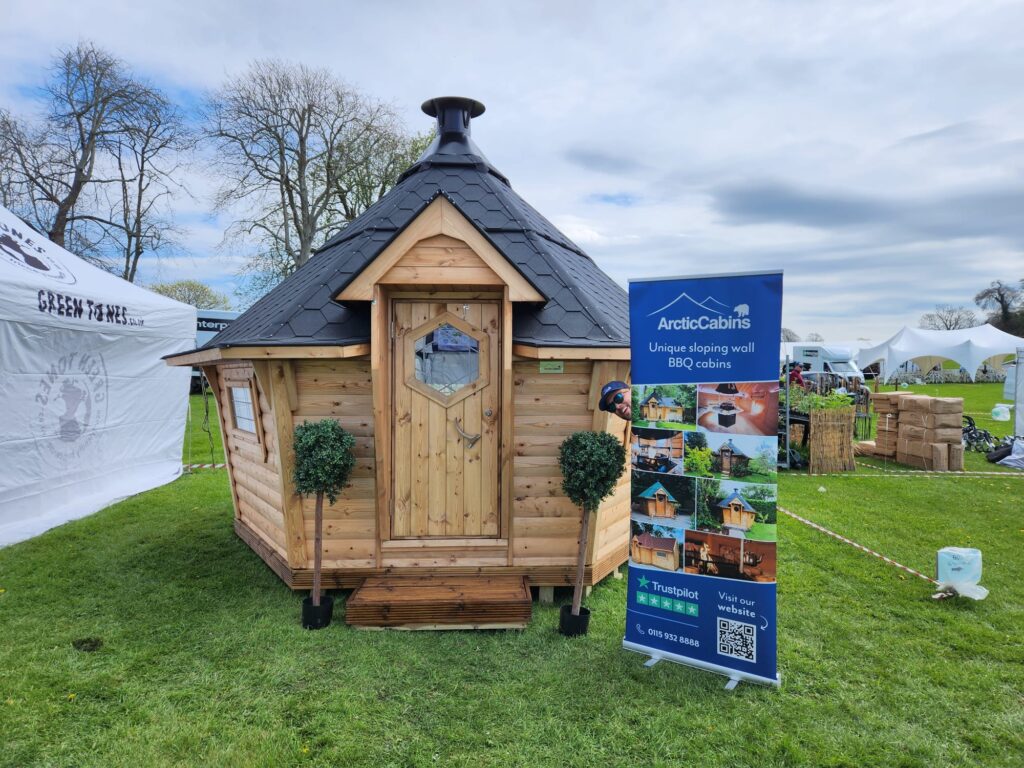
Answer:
[
  {"left": 869, "top": 392, "right": 912, "bottom": 458},
  {"left": 895, "top": 395, "right": 964, "bottom": 471}
]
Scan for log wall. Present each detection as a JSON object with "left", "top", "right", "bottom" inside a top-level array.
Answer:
[
  {"left": 216, "top": 362, "right": 286, "bottom": 557},
  {"left": 218, "top": 354, "right": 630, "bottom": 586},
  {"left": 291, "top": 359, "right": 377, "bottom": 569}
]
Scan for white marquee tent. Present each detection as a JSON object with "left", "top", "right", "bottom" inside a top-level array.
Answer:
[
  {"left": 856, "top": 324, "right": 1024, "bottom": 381},
  {"left": 0, "top": 206, "right": 196, "bottom": 546}
]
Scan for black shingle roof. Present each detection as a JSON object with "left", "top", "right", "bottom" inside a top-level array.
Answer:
[{"left": 205, "top": 98, "right": 629, "bottom": 351}]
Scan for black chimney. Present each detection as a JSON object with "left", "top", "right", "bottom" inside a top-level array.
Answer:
[
  {"left": 412, "top": 97, "right": 492, "bottom": 167},
  {"left": 422, "top": 97, "right": 485, "bottom": 138}
]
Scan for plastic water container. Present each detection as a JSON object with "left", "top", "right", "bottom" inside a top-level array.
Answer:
[
  {"left": 937, "top": 547, "right": 983, "bottom": 586},
  {"left": 992, "top": 404, "right": 1012, "bottom": 421}
]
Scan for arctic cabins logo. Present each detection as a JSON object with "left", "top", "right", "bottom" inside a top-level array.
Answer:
[
  {"left": 0, "top": 219, "right": 76, "bottom": 284},
  {"left": 647, "top": 291, "right": 751, "bottom": 331}
]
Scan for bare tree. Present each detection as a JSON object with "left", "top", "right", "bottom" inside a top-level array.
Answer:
[
  {"left": 98, "top": 94, "right": 191, "bottom": 281},
  {"left": 150, "top": 279, "right": 232, "bottom": 309},
  {"left": 974, "top": 280, "right": 1021, "bottom": 329},
  {"left": 203, "top": 60, "right": 427, "bottom": 294},
  {"left": 919, "top": 304, "right": 979, "bottom": 331},
  {"left": 781, "top": 327, "right": 801, "bottom": 342},
  {"left": 805, "top": 332, "right": 825, "bottom": 342},
  {"left": 0, "top": 43, "right": 155, "bottom": 251}
]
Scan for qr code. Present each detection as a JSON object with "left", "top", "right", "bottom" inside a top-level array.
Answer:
[{"left": 717, "top": 618, "right": 756, "bottom": 663}]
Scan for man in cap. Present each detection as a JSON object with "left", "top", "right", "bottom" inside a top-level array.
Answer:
[{"left": 599, "top": 380, "right": 631, "bottom": 421}]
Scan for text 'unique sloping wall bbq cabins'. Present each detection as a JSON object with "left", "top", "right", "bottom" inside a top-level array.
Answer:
[{"left": 167, "top": 98, "right": 631, "bottom": 623}]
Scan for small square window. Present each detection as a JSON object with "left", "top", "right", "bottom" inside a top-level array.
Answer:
[{"left": 230, "top": 385, "right": 257, "bottom": 434}]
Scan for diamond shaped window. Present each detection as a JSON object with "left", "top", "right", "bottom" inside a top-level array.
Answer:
[{"left": 413, "top": 323, "right": 480, "bottom": 396}]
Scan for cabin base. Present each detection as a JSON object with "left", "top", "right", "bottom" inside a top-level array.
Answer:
[
  {"left": 345, "top": 574, "right": 532, "bottom": 629},
  {"left": 234, "top": 519, "right": 627, "bottom": 591}
]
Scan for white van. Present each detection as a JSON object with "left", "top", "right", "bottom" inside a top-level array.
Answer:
[{"left": 792, "top": 345, "right": 865, "bottom": 387}]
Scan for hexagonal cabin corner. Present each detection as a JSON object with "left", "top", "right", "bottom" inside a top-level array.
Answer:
[{"left": 165, "top": 97, "right": 631, "bottom": 599}]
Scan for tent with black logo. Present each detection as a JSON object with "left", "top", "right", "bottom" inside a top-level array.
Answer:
[{"left": 0, "top": 205, "right": 196, "bottom": 546}]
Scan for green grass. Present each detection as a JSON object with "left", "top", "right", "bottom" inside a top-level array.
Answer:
[
  {"left": 1, "top": 384, "right": 1022, "bottom": 766},
  {"left": 861, "top": 382, "right": 1015, "bottom": 472},
  {"left": 709, "top": 469, "right": 777, "bottom": 484},
  {"left": 633, "top": 420, "right": 695, "bottom": 431},
  {"left": 182, "top": 393, "right": 225, "bottom": 465},
  {"left": 746, "top": 522, "right": 778, "bottom": 542}
]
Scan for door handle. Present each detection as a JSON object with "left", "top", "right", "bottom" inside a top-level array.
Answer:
[{"left": 453, "top": 417, "right": 481, "bottom": 449}]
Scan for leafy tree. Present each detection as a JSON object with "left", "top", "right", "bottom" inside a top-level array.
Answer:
[
  {"left": 685, "top": 431, "right": 707, "bottom": 450},
  {"left": 293, "top": 420, "right": 356, "bottom": 607},
  {"left": 150, "top": 279, "right": 232, "bottom": 309},
  {"left": 974, "top": 280, "right": 1022, "bottom": 331},
  {"left": 750, "top": 447, "right": 777, "bottom": 478},
  {"left": 694, "top": 478, "right": 723, "bottom": 531},
  {"left": 559, "top": 431, "right": 626, "bottom": 616},
  {"left": 684, "top": 446, "right": 714, "bottom": 477}
]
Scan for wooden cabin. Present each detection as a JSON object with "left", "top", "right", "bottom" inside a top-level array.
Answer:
[
  {"left": 631, "top": 533, "right": 679, "bottom": 571},
  {"left": 166, "top": 98, "right": 631, "bottom": 622},
  {"left": 715, "top": 438, "right": 750, "bottom": 478},
  {"left": 636, "top": 481, "right": 678, "bottom": 518},
  {"left": 641, "top": 393, "right": 684, "bottom": 422},
  {"left": 718, "top": 489, "right": 756, "bottom": 532}
]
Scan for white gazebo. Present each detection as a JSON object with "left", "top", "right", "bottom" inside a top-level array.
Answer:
[
  {"left": 856, "top": 325, "right": 1024, "bottom": 381},
  {"left": 0, "top": 206, "right": 196, "bottom": 546}
]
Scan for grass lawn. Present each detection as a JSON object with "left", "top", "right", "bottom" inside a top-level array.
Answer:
[
  {"left": 708, "top": 468, "right": 777, "bottom": 484},
  {"left": 182, "top": 393, "right": 225, "bottom": 465},
  {"left": 1, "top": 384, "right": 1022, "bottom": 766},
  {"left": 632, "top": 420, "right": 695, "bottom": 431},
  {"left": 746, "top": 522, "right": 777, "bottom": 542}
]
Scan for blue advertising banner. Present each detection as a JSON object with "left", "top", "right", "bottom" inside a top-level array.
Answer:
[{"left": 624, "top": 271, "right": 782, "bottom": 687}]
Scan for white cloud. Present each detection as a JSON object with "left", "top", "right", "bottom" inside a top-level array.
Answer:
[{"left": 3, "top": 0, "right": 1023, "bottom": 337}]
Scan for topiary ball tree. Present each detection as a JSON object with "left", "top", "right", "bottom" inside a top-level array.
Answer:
[
  {"left": 293, "top": 419, "right": 356, "bottom": 607},
  {"left": 559, "top": 431, "right": 627, "bottom": 616}
]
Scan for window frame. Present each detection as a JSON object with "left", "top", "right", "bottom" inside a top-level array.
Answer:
[
  {"left": 226, "top": 373, "right": 267, "bottom": 460},
  {"left": 403, "top": 311, "right": 490, "bottom": 408}
]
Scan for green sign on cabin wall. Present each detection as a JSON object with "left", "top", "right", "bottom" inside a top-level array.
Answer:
[{"left": 539, "top": 361, "right": 564, "bottom": 374}]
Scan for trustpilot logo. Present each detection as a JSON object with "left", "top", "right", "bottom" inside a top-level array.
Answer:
[{"left": 647, "top": 292, "right": 752, "bottom": 331}]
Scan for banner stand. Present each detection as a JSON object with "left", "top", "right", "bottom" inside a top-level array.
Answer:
[
  {"left": 624, "top": 642, "right": 782, "bottom": 688},
  {"left": 623, "top": 270, "right": 784, "bottom": 688}
]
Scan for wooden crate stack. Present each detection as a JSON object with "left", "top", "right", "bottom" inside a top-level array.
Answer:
[{"left": 896, "top": 395, "right": 964, "bottom": 471}]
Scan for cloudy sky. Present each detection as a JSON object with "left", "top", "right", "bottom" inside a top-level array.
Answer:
[{"left": 3, "top": 0, "right": 1023, "bottom": 341}]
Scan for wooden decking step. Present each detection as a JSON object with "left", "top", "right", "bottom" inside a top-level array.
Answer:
[{"left": 345, "top": 575, "right": 532, "bottom": 630}]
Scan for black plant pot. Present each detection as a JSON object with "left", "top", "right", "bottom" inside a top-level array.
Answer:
[
  {"left": 301, "top": 595, "right": 334, "bottom": 630},
  {"left": 558, "top": 604, "right": 591, "bottom": 637}
]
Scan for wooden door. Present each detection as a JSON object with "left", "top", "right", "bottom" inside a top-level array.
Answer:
[{"left": 391, "top": 300, "right": 500, "bottom": 538}]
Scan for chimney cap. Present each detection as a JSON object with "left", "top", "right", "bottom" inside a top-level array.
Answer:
[{"left": 421, "top": 97, "right": 486, "bottom": 119}]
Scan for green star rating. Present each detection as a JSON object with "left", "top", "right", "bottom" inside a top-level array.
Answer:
[
  {"left": 634, "top": 591, "right": 698, "bottom": 618},
  {"left": 637, "top": 575, "right": 650, "bottom": 589}
]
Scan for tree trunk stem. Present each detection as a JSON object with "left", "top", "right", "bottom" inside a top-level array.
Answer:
[
  {"left": 571, "top": 505, "right": 592, "bottom": 616},
  {"left": 312, "top": 492, "right": 323, "bottom": 607}
]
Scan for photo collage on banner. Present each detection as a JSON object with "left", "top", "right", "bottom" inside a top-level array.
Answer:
[{"left": 625, "top": 271, "right": 783, "bottom": 686}]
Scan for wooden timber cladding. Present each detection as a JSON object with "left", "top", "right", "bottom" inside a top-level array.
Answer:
[
  {"left": 210, "top": 362, "right": 285, "bottom": 558},
  {"left": 213, "top": 352, "right": 630, "bottom": 585}
]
